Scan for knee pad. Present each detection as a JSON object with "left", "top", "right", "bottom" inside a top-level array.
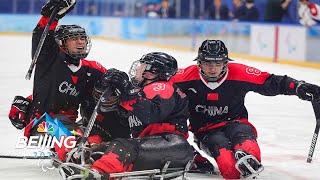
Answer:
[{"left": 234, "top": 150, "right": 264, "bottom": 178}]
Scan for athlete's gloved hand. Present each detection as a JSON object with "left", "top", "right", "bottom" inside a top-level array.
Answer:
[
  {"left": 296, "top": 81, "right": 320, "bottom": 102},
  {"left": 8, "top": 96, "right": 31, "bottom": 129},
  {"left": 93, "top": 82, "right": 120, "bottom": 113},
  {"left": 41, "top": 0, "right": 76, "bottom": 19},
  {"left": 101, "top": 69, "right": 133, "bottom": 97}
]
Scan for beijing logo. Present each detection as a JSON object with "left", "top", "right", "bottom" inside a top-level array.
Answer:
[
  {"left": 15, "top": 114, "right": 77, "bottom": 149},
  {"left": 37, "top": 121, "right": 54, "bottom": 135}
]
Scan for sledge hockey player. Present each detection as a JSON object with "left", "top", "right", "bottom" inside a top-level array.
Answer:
[
  {"left": 8, "top": 0, "right": 129, "bottom": 160},
  {"left": 169, "top": 39, "right": 320, "bottom": 179},
  {"left": 59, "top": 52, "right": 194, "bottom": 179}
]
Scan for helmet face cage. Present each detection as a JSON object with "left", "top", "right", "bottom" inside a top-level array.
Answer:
[
  {"left": 196, "top": 40, "right": 229, "bottom": 82},
  {"left": 129, "top": 52, "right": 178, "bottom": 87},
  {"left": 199, "top": 62, "right": 228, "bottom": 82},
  {"left": 55, "top": 25, "right": 92, "bottom": 59},
  {"left": 128, "top": 60, "right": 148, "bottom": 87}
]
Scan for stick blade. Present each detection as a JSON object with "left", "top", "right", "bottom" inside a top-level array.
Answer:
[{"left": 307, "top": 101, "right": 320, "bottom": 163}]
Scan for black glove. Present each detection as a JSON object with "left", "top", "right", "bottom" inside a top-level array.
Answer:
[
  {"left": 296, "top": 81, "right": 320, "bottom": 102},
  {"left": 101, "top": 69, "right": 133, "bottom": 97},
  {"left": 8, "top": 96, "right": 31, "bottom": 129},
  {"left": 92, "top": 83, "right": 120, "bottom": 113},
  {"left": 41, "top": 0, "right": 76, "bottom": 19}
]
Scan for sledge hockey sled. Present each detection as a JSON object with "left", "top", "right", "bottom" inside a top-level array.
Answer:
[{"left": 53, "top": 157, "right": 193, "bottom": 180}]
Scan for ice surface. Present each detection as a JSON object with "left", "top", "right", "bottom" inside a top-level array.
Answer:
[{"left": 0, "top": 35, "right": 319, "bottom": 179}]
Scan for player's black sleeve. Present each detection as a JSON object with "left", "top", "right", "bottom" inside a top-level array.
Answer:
[
  {"left": 250, "top": 74, "right": 299, "bottom": 96},
  {"left": 31, "top": 17, "right": 59, "bottom": 68}
]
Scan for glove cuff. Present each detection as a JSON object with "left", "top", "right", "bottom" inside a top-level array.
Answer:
[{"left": 38, "top": 16, "right": 59, "bottom": 30}]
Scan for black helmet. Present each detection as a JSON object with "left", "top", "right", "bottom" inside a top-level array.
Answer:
[
  {"left": 54, "top": 25, "right": 92, "bottom": 64},
  {"left": 129, "top": 52, "right": 178, "bottom": 87},
  {"left": 195, "top": 40, "right": 232, "bottom": 62}
]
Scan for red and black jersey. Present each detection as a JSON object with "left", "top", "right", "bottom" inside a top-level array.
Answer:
[
  {"left": 120, "top": 81, "right": 189, "bottom": 139},
  {"left": 30, "top": 16, "right": 106, "bottom": 119},
  {"left": 170, "top": 63, "right": 299, "bottom": 135}
]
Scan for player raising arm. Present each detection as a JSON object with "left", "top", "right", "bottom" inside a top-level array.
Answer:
[{"left": 8, "top": 0, "right": 130, "bottom": 160}]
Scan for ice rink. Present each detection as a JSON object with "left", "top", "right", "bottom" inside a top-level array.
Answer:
[{"left": 0, "top": 35, "right": 319, "bottom": 179}]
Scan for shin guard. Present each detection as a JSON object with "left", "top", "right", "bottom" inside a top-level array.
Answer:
[
  {"left": 234, "top": 139, "right": 261, "bottom": 161},
  {"left": 215, "top": 148, "right": 240, "bottom": 179}
]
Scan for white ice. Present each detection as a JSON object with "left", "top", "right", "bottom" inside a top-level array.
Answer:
[{"left": 0, "top": 35, "right": 319, "bottom": 180}]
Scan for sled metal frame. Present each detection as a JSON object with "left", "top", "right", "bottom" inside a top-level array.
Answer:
[
  {"left": 57, "top": 159, "right": 193, "bottom": 180},
  {"left": 235, "top": 154, "right": 264, "bottom": 179},
  {"left": 110, "top": 160, "right": 193, "bottom": 180}
]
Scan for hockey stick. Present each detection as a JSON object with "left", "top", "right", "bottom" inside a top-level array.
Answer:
[
  {"left": 307, "top": 101, "right": 320, "bottom": 163},
  {"left": 80, "top": 86, "right": 113, "bottom": 145},
  {"left": 25, "top": 6, "right": 59, "bottom": 80},
  {"left": 0, "top": 155, "right": 51, "bottom": 159},
  {"left": 66, "top": 87, "right": 113, "bottom": 164}
]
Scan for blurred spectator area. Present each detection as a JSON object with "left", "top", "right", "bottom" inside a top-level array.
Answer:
[
  {"left": 0, "top": 0, "right": 133, "bottom": 16},
  {"left": 1, "top": 0, "right": 320, "bottom": 23}
]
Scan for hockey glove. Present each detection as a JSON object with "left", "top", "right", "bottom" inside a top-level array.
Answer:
[
  {"left": 296, "top": 81, "right": 320, "bottom": 102},
  {"left": 93, "top": 82, "right": 120, "bottom": 113},
  {"left": 8, "top": 96, "right": 31, "bottom": 129},
  {"left": 101, "top": 69, "right": 133, "bottom": 97},
  {"left": 41, "top": 0, "right": 76, "bottom": 19}
]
